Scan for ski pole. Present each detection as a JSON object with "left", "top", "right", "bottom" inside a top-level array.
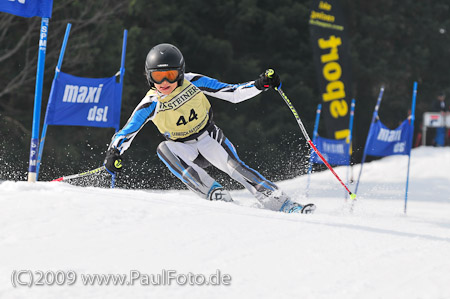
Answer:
[
  {"left": 51, "top": 166, "right": 106, "bottom": 182},
  {"left": 275, "top": 85, "right": 356, "bottom": 201}
]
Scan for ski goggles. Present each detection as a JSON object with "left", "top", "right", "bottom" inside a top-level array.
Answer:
[{"left": 149, "top": 69, "right": 181, "bottom": 84}]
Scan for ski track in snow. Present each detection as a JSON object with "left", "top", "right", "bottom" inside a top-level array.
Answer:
[{"left": 0, "top": 147, "right": 449, "bottom": 299}]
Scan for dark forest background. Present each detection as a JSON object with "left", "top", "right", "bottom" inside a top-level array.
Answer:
[{"left": 1, "top": 0, "right": 449, "bottom": 189}]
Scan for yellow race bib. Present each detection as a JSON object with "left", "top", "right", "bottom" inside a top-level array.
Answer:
[{"left": 148, "top": 80, "right": 211, "bottom": 140}]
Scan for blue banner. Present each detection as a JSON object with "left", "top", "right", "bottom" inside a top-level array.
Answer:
[
  {"left": 45, "top": 72, "right": 122, "bottom": 130},
  {"left": 0, "top": 0, "right": 53, "bottom": 18},
  {"left": 365, "top": 119, "right": 413, "bottom": 156},
  {"left": 311, "top": 136, "right": 350, "bottom": 165}
]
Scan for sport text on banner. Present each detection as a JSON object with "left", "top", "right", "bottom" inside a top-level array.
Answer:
[{"left": 309, "top": 0, "right": 352, "bottom": 140}]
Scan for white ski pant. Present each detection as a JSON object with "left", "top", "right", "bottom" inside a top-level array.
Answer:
[{"left": 157, "top": 125, "right": 288, "bottom": 211}]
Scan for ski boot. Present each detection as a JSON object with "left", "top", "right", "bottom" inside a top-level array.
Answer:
[
  {"left": 208, "top": 182, "right": 233, "bottom": 202},
  {"left": 280, "top": 199, "right": 316, "bottom": 214}
]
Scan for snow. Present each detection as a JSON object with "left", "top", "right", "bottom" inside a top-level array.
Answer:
[{"left": 0, "top": 146, "right": 449, "bottom": 299}]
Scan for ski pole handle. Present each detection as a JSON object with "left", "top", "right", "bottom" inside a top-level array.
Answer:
[{"left": 51, "top": 166, "right": 106, "bottom": 182}]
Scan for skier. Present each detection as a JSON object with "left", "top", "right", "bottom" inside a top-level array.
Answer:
[
  {"left": 104, "top": 43, "right": 315, "bottom": 214},
  {"left": 432, "top": 92, "right": 448, "bottom": 146}
]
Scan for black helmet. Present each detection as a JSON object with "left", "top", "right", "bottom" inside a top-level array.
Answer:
[{"left": 145, "top": 43, "right": 185, "bottom": 86}]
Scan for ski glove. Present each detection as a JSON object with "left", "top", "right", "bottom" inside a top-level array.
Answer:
[
  {"left": 254, "top": 69, "right": 281, "bottom": 90},
  {"left": 104, "top": 148, "right": 123, "bottom": 173}
]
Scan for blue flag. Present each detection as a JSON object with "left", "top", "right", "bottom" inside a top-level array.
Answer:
[
  {"left": 0, "top": 0, "right": 53, "bottom": 18},
  {"left": 365, "top": 119, "right": 413, "bottom": 156},
  {"left": 45, "top": 72, "right": 122, "bottom": 130},
  {"left": 311, "top": 136, "right": 350, "bottom": 165}
]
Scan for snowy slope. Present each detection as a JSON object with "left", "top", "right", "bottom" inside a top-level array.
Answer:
[{"left": 0, "top": 147, "right": 449, "bottom": 299}]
